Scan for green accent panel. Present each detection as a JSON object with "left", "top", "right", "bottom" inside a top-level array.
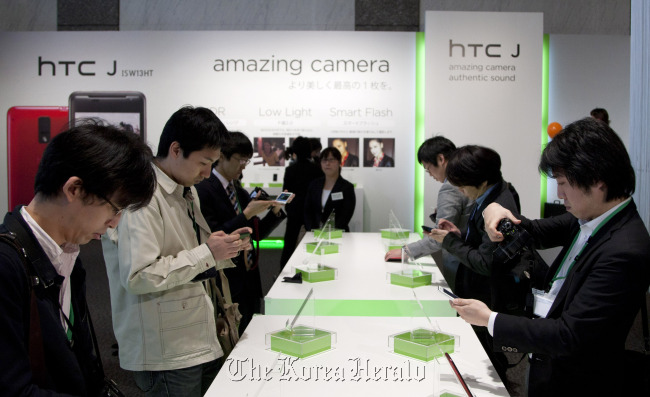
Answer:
[
  {"left": 393, "top": 329, "right": 455, "bottom": 361},
  {"left": 313, "top": 228, "right": 343, "bottom": 239},
  {"left": 270, "top": 326, "right": 332, "bottom": 358},
  {"left": 415, "top": 32, "right": 426, "bottom": 236},
  {"left": 380, "top": 229, "right": 410, "bottom": 239},
  {"left": 248, "top": 183, "right": 264, "bottom": 187},
  {"left": 540, "top": 34, "right": 550, "bottom": 218},
  {"left": 264, "top": 298, "right": 456, "bottom": 317},
  {"left": 268, "top": 183, "right": 282, "bottom": 187},
  {"left": 390, "top": 270, "right": 432, "bottom": 288},
  {"left": 305, "top": 241, "right": 339, "bottom": 254},
  {"left": 295, "top": 266, "right": 336, "bottom": 283}
]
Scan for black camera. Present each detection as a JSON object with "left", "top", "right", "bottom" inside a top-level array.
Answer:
[
  {"left": 493, "top": 218, "right": 532, "bottom": 261},
  {"left": 249, "top": 187, "right": 270, "bottom": 200}
]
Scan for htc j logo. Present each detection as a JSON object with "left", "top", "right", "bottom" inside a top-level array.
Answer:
[
  {"left": 38, "top": 56, "right": 117, "bottom": 76},
  {"left": 449, "top": 40, "right": 520, "bottom": 58}
]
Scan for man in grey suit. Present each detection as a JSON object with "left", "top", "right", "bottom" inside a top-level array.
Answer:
[{"left": 384, "top": 136, "right": 472, "bottom": 291}]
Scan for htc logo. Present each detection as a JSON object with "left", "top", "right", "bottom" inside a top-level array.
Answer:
[
  {"left": 38, "top": 57, "right": 117, "bottom": 76},
  {"left": 449, "top": 40, "right": 520, "bottom": 58}
]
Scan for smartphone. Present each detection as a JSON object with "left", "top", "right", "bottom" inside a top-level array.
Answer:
[
  {"left": 69, "top": 91, "right": 146, "bottom": 140},
  {"left": 239, "top": 232, "right": 250, "bottom": 240},
  {"left": 275, "top": 192, "right": 292, "bottom": 204},
  {"left": 422, "top": 225, "right": 433, "bottom": 233},
  {"left": 438, "top": 286, "right": 459, "bottom": 300},
  {"left": 7, "top": 106, "right": 69, "bottom": 209}
]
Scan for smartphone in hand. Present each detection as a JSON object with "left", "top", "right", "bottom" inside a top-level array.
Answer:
[
  {"left": 422, "top": 225, "right": 433, "bottom": 233},
  {"left": 438, "top": 286, "right": 459, "bottom": 300}
]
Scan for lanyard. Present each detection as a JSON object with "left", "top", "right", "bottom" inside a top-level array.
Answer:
[{"left": 550, "top": 200, "right": 630, "bottom": 287}]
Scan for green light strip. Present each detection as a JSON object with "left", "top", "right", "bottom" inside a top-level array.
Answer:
[
  {"left": 259, "top": 239, "right": 284, "bottom": 249},
  {"left": 414, "top": 32, "right": 426, "bottom": 234},
  {"left": 540, "top": 34, "right": 550, "bottom": 217}
]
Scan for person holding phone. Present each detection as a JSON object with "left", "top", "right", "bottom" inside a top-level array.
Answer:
[
  {"left": 304, "top": 147, "right": 356, "bottom": 232},
  {"left": 428, "top": 145, "right": 526, "bottom": 394},
  {"left": 102, "top": 107, "right": 251, "bottom": 397},
  {"left": 0, "top": 121, "right": 156, "bottom": 396},
  {"left": 449, "top": 118, "right": 650, "bottom": 396},
  {"left": 196, "top": 131, "right": 288, "bottom": 334},
  {"left": 384, "top": 136, "right": 472, "bottom": 291}
]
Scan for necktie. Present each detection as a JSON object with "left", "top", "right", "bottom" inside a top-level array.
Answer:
[
  {"left": 226, "top": 182, "right": 239, "bottom": 214},
  {"left": 226, "top": 182, "right": 253, "bottom": 270}
]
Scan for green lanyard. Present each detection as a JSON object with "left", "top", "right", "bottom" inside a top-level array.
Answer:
[{"left": 550, "top": 200, "right": 630, "bottom": 287}]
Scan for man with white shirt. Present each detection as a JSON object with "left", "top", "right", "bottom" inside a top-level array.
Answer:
[
  {"left": 0, "top": 121, "right": 156, "bottom": 395},
  {"left": 102, "top": 107, "right": 251, "bottom": 397},
  {"left": 196, "top": 131, "right": 287, "bottom": 334},
  {"left": 450, "top": 117, "right": 650, "bottom": 396}
]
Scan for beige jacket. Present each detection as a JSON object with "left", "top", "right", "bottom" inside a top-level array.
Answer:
[{"left": 102, "top": 164, "right": 234, "bottom": 371}]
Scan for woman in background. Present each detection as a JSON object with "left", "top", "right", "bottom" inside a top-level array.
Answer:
[
  {"left": 304, "top": 147, "right": 356, "bottom": 232},
  {"left": 280, "top": 137, "right": 323, "bottom": 266}
]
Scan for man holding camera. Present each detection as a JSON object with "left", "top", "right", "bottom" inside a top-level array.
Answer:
[
  {"left": 196, "top": 131, "right": 287, "bottom": 334},
  {"left": 450, "top": 117, "right": 650, "bottom": 396}
]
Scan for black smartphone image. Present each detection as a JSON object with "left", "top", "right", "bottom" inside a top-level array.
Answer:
[
  {"left": 422, "top": 225, "right": 433, "bottom": 233},
  {"left": 69, "top": 91, "right": 146, "bottom": 140}
]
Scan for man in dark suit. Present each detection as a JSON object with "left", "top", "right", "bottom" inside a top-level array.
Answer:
[
  {"left": 196, "top": 131, "right": 287, "bottom": 333},
  {"left": 451, "top": 118, "right": 650, "bottom": 396}
]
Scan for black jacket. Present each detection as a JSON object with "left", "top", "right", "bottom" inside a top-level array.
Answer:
[
  {"left": 303, "top": 176, "right": 356, "bottom": 232},
  {"left": 442, "top": 180, "right": 527, "bottom": 315},
  {"left": 195, "top": 173, "right": 286, "bottom": 300},
  {"left": 494, "top": 200, "right": 650, "bottom": 396},
  {"left": 0, "top": 208, "right": 104, "bottom": 396}
]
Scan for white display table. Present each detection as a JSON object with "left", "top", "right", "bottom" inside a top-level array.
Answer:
[
  {"left": 206, "top": 315, "right": 508, "bottom": 397},
  {"left": 264, "top": 232, "right": 457, "bottom": 317}
]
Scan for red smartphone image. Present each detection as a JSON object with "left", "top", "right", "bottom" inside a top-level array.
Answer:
[{"left": 7, "top": 106, "right": 69, "bottom": 209}]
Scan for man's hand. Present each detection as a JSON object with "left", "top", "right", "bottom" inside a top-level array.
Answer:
[
  {"left": 428, "top": 218, "right": 459, "bottom": 243},
  {"left": 384, "top": 248, "right": 403, "bottom": 261},
  {"left": 232, "top": 226, "right": 253, "bottom": 251},
  {"left": 483, "top": 202, "right": 520, "bottom": 242},
  {"left": 206, "top": 231, "right": 242, "bottom": 261},
  {"left": 243, "top": 200, "right": 273, "bottom": 220},
  {"left": 450, "top": 298, "right": 492, "bottom": 327}
]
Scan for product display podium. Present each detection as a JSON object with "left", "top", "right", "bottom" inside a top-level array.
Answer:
[
  {"left": 266, "top": 233, "right": 456, "bottom": 317},
  {"left": 206, "top": 316, "right": 508, "bottom": 397}
]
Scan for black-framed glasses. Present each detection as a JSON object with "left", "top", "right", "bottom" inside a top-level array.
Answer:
[{"left": 99, "top": 195, "right": 124, "bottom": 216}]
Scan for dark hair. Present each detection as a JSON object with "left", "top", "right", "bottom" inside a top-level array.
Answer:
[
  {"left": 320, "top": 147, "right": 342, "bottom": 174},
  {"left": 590, "top": 108, "right": 610, "bottom": 125},
  {"left": 309, "top": 138, "right": 322, "bottom": 152},
  {"left": 417, "top": 136, "right": 456, "bottom": 165},
  {"left": 35, "top": 119, "right": 156, "bottom": 211},
  {"left": 286, "top": 136, "right": 312, "bottom": 160},
  {"left": 156, "top": 106, "right": 228, "bottom": 158},
  {"left": 446, "top": 145, "right": 503, "bottom": 188},
  {"left": 220, "top": 131, "right": 253, "bottom": 160},
  {"left": 539, "top": 117, "right": 634, "bottom": 201}
]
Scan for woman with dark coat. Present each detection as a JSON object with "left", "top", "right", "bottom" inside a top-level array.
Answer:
[{"left": 304, "top": 147, "right": 356, "bottom": 232}]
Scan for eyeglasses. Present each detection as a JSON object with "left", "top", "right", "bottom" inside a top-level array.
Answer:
[
  {"left": 232, "top": 156, "right": 251, "bottom": 165},
  {"left": 321, "top": 158, "right": 339, "bottom": 164},
  {"left": 100, "top": 195, "right": 124, "bottom": 217}
]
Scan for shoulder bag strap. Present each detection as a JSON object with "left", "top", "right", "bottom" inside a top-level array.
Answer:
[{"left": 0, "top": 232, "right": 48, "bottom": 386}]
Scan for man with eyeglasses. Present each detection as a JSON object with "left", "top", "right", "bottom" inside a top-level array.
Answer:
[
  {"left": 0, "top": 121, "right": 156, "bottom": 396},
  {"left": 196, "top": 131, "right": 288, "bottom": 334},
  {"left": 102, "top": 107, "right": 250, "bottom": 397}
]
